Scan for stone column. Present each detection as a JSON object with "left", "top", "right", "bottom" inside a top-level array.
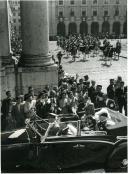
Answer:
[
  {"left": 20, "top": 0, "right": 53, "bottom": 66},
  {"left": 0, "top": 0, "right": 11, "bottom": 66},
  {"left": 18, "top": 0, "right": 58, "bottom": 94}
]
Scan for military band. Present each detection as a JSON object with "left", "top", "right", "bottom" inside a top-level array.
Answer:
[{"left": 56, "top": 34, "right": 122, "bottom": 65}]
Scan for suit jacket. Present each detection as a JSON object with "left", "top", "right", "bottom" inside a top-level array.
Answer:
[
  {"left": 115, "top": 87, "right": 125, "bottom": 103},
  {"left": 88, "top": 86, "right": 96, "bottom": 103},
  {"left": 11, "top": 103, "right": 25, "bottom": 128},
  {"left": 107, "top": 85, "right": 115, "bottom": 99}
]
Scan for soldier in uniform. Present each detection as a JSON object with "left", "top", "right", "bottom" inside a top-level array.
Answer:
[{"left": 115, "top": 40, "right": 121, "bottom": 60}]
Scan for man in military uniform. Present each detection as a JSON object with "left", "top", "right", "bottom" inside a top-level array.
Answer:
[{"left": 115, "top": 40, "right": 121, "bottom": 60}]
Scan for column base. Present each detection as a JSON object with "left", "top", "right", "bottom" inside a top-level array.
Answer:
[
  {"left": 17, "top": 64, "right": 58, "bottom": 95},
  {"left": 19, "top": 54, "right": 54, "bottom": 67}
]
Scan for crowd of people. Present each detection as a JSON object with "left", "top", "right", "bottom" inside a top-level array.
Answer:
[{"left": 1, "top": 65, "right": 127, "bottom": 132}]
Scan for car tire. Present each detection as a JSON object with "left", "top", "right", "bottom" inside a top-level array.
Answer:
[{"left": 105, "top": 142, "right": 127, "bottom": 172}]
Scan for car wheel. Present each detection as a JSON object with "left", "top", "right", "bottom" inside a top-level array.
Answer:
[{"left": 106, "top": 142, "right": 127, "bottom": 172}]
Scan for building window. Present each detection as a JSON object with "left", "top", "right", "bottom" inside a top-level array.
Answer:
[
  {"left": 70, "top": 10, "right": 74, "bottom": 16},
  {"left": 82, "top": 10, "right": 86, "bottom": 17},
  {"left": 59, "top": 11, "right": 63, "bottom": 17},
  {"left": 19, "top": 18, "right": 21, "bottom": 22},
  {"left": 115, "top": 8, "right": 119, "bottom": 16},
  {"left": 104, "top": 0, "right": 108, "bottom": 4},
  {"left": 82, "top": 0, "right": 86, "bottom": 4},
  {"left": 93, "top": 0, "right": 97, "bottom": 4},
  {"left": 58, "top": 0, "right": 63, "bottom": 5},
  {"left": 13, "top": 19, "right": 16, "bottom": 23},
  {"left": 104, "top": 10, "right": 108, "bottom": 16},
  {"left": 93, "top": 10, "right": 97, "bottom": 16},
  {"left": 116, "top": 0, "right": 119, "bottom": 4},
  {"left": 70, "top": 0, "right": 74, "bottom": 5}
]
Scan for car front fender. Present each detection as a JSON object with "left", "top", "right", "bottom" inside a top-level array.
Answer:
[{"left": 105, "top": 140, "right": 127, "bottom": 172}]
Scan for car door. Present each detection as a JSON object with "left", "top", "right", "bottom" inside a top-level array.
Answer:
[{"left": 45, "top": 135, "right": 114, "bottom": 170}]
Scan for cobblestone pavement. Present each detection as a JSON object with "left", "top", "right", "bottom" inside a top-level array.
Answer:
[{"left": 49, "top": 39, "right": 127, "bottom": 93}]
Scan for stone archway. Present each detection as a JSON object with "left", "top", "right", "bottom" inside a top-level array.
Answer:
[
  {"left": 113, "top": 21, "right": 120, "bottom": 36},
  {"left": 91, "top": 22, "right": 99, "bottom": 35},
  {"left": 80, "top": 21, "right": 88, "bottom": 35},
  {"left": 123, "top": 21, "right": 127, "bottom": 35},
  {"left": 102, "top": 21, "right": 110, "bottom": 34},
  {"left": 68, "top": 22, "right": 77, "bottom": 35},
  {"left": 57, "top": 22, "right": 66, "bottom": 36}
]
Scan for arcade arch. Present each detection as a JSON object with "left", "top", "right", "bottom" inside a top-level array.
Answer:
[
  {"left": 68, "top": 22, "right": 77, "bottom": 35},
  {"left": 91, "top": 22, "right": 99, "bottom": 35}
]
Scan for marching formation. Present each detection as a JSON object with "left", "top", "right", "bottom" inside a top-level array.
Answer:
[{"left": 56, "top": 34, "right": 122, "bottom": 66}]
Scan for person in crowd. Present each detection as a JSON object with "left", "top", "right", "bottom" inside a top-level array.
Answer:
[
  {"left": 107, "top": 79, "right": 115, "bottom": 100},
  {"left": 1, "top": 91, "right": 14, "bottom": 131},
  {"left": 95, "top": 85, "right": 104, "bottom": 108},
  {"left": 71, "top": 86, "right": 78, "bottom": 98},
  {"left": 88, "top": 80, "right": 96, "bottom": 103},
  {"left": 24, "top": 94, "right": 36, "bottom": 119},
  {"left": 43, "top": 92, "right": 52, "bottom": 117},
  {"left": 49, "top": 90, "right": 57, "bottom": 114},
  {"left": 67, "top": 91, "right": 78, "bottom": 114},
  {"left": 115, "top": 81, "right": 125, "bottom": 113},
  {"left": 58, "top": 91, "right": 69, "bottom": 114},
  {"left": 81, "top": 115, "right": 96, "bottom": 131},
  {"left": 78, "top": 78, "right": 84, "bottom": 92},
  {"left": 115, "top": 76, "right": 122, "bottom": 89},
  {"left": 83, "top": 95, "right": 95, "bottom": 117},
  {"left": 11, "top": 95, "right": 25, "bottom": 129},
  {"left": 24, "top": 86, "right": 36, "bottom": 101},
  {"left": 36, "top": 91, "right": 46, "bottom": 118},
  {"left": 83, "top": 75, "right": 89, "bottom": 84},
  {"left": 44, "top": 85, "right": 50, "bottom": 96},
  {"left": 57, "top": 51, "right": 63, "bottom": 65}
]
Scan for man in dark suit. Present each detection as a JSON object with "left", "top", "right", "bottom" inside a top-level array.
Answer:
[
  {"left": 1, "top": 91, "right": 13, "bottom": 131},
  {"left": 115, "top": 81, "right": 125, "bottom": 113},
  {"left": 88, "top": 80, "right": 96, "bottom": 103},
  {"left": 95, "top": 85, "right": 104, "bottom": 108},
  {"left": 107, "top": 79, "right": 115, "bottom": 100}
]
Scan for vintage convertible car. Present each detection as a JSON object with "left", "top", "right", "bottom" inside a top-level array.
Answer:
[{"left": 1, "top": 108, "right": 127, "bottom": 172}]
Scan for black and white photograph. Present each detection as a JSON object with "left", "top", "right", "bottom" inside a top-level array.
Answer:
[{"left": 0, "top": 0, "right": 127, "bottom": 173}]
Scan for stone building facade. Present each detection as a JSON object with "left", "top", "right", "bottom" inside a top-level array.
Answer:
[{"left": 49, "top": 0, "right": 127, "bottom": 37}]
